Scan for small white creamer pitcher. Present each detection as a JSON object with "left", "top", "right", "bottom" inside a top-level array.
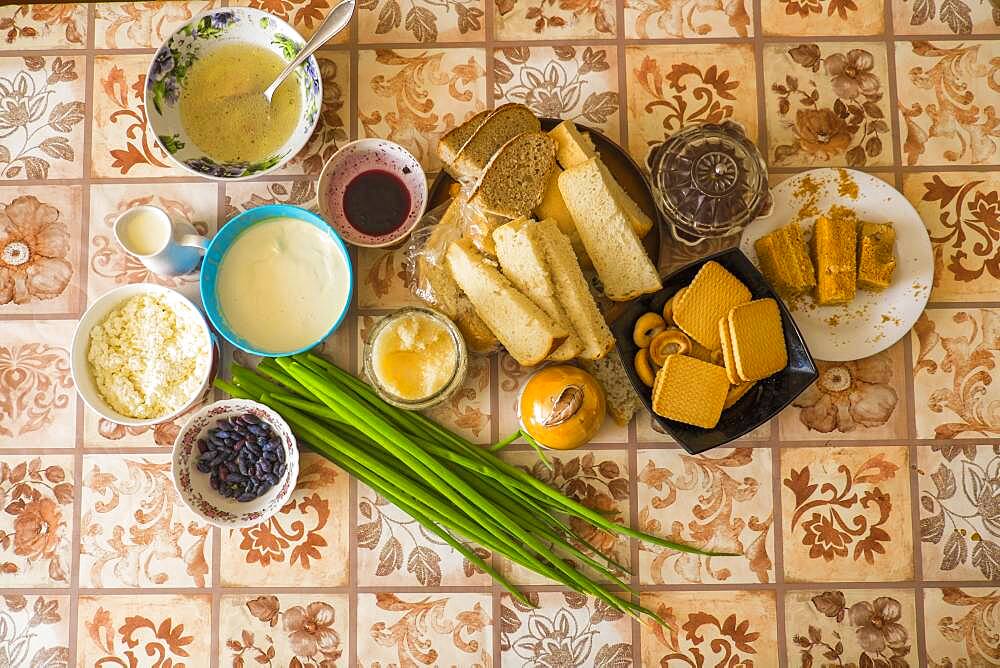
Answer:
[{"left": 113, "top": 205, "right": 207, "bottom": 276}]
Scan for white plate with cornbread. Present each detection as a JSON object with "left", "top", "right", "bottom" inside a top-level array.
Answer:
[{"left": 740, "top": 168, "right": 932, "bottom": 362}]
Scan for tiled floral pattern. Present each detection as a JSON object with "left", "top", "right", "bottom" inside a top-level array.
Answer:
[
  {"left": 356, "top": 247, "right": 422, "bottom": 309},
  {"left": 640, "top": 590, "right": 780, "bottom": 666},
  {"left": 356, "top": 592, "right": 492, "bottom": 668},
  {"left": 493, "top": 45, "right": 620, "bottom": 139},
  {"left": 624, "top": 44, "right": 759, "bottom": 166},
  {"left": 893, "top": 0, "right": 1000, "bottom": 35},
  {"left": 781, "top": 446, "right": 914, "bottom": 582},
  {"left": 0, "top": 55, "right": 86, "bottom": 180},
  {"left": 918, "top": 444, "right": 1000, "bottom": 581},
  {"left": 220, "top": 452, "right": 350, "bottom": 587},
  {"left": 220, "top": 593, "right": 350, "bottom": 667},
  {"left": 0, "top": 186, "right": 85, "bottom": 317},
  {"left": 896, "top": 40, "right": 1000, "bottom": 166},
  {"left": 636, "top": 447, "right": 774, "bottom": 584},
  {"left": 761, "top": 0, "right": 885, "bottom": 36},
  {"left": 0, "top": 594, "right": 69, "bottom": 667},
  {"left": 357, "top": 48, "right": 487, "bottom": 172},
  {"left": 494, "top": 0, "right": 616, "bottom": 39},
  {"left": 0, "top": 455, "right": 73, "bottom": 586},
  {"left": 225, "top": 178, "right": 320, "bottom": 219},
  {"left": 91, "top": 54, "right": 187, "bottom": 178},
  {"left": 0, "top": 4, "right": 87, "bottom": 49},
  {"left": 779, "top": 340, "right": 909, "bottom": 441},
  {"left": 498, "top": 449, "right": 631, "bottom": 585},
  {"left": 80, "top": 453, "right": 211, "bottom": 588},
  {"left": 0, "top": 320, "right": 76, "bottom": 448},
  {"left": 499, "top": 592, "right": 633, "bottom": 666},
  {"left": 764, "top": 42, "right": 893, "bottom": 167},
  {"left": 231, "top": 0, "right": 353, "bottom": 42},
  {"left": 923, "top": 587, "right": 1000, "bottom": 666},
  {"left": 912, "top": 309, "right": 1000, "bottom": 440},
  {"left": 94, "top": 1, "right": 218, "bottom": 49},
  {"left": 623, "top": 0, "right": 752, "bottom": 38},
  {"left": 359, "top": 0, "right": 485, "bottom": 42},
  {"left": 785, "top": 589, "right": 919, "bottom": 666},
  {"left": 77, "top": 594, "right": 212, "bottom": 666},
  {"left": 904, "top": 172, "right": 1000, "bottom": 301}
]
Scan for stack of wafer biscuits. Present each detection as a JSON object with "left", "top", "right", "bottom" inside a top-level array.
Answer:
[{"left": 639, "top": 261, "right": 790, "bottom": 430}]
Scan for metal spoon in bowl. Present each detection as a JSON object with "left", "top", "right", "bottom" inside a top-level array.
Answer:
[{"left": 235, "top": 0, "right": 355, "bottom": 111}]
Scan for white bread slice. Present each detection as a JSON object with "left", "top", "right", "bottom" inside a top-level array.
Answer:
[
  {"left": 595, "top": 159, "right": 654, "bottom": 238},
  {"left": 437, "top": 109, "right": 489, "bottom": 169},
  {"left": 492, "top": 218, "right": 581, "bottom": 361},
  {"left": 469, "top": 132, "right": 556, "bottom": 219},
  {"left": 450, "top": 103, "right": 541, "bottom": 179},
  {"left": 415, "top": 199, "right": 498, "bottom": 353},
  {"left": 533, "top": 166, "right": 591, "bottom": 267},
  {"left": 549, "top": 120, "right": 597, "bottom": 169},
  {"left": 558, "top": 157, "right": 661, "bottom": 301},
  {"left": 527, "top": 218, "right": 614, "bottom": 360},
  {"left": 446, "top": 239, "right": 565, "bottom": 366}
]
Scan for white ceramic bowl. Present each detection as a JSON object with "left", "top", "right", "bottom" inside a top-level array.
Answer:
[
  {"left": 317, "top": 138, "right": 427, "bottom": 247},
  {"left": 146, "top": 8, "right": 322, "bottom": 180},
  {"left": 172, "top": 399, "right": 299, "bottom": 528},
  {"left": 70, "top": 283, "right": 214, "bottom": 427}
]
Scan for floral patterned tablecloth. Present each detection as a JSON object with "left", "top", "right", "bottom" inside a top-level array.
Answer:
[{"left": 1, "top": 1, "right": 999, "bottom": 666}]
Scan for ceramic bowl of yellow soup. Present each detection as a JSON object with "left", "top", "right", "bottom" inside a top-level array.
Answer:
[
  {"left": 200, "top": 205, "right": 353, "bottom": 356},
  {"left": 146, "top": 8, "right": 321, "bottom": 180}
]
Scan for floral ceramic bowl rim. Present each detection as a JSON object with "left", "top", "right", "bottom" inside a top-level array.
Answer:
[
  {"left": 70, "top": 283, "right": 215, "bottom": 428},
  {"left": 145, "top": 7, "right": 322, "bottom": 181},
  {"left": 172, "top": 399, "right": 299, "bottom": 528}
]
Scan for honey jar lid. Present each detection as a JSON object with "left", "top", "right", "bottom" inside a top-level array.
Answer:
[{"left": 518, "top": 365, "right": 606, "bottom": 450}]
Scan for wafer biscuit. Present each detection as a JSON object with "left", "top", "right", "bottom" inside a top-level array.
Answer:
[
  {"left": 651, "top": 354, "right": 729, "bottom": 429},
  {"left": 673, "top": 261, "right": 751, "bottom": 350},
  {"left": 728, "top": 298, "right": 788, "bottom": 381},
  {"left": 718, "top": 317, "right": 740, "bottom": 385}
]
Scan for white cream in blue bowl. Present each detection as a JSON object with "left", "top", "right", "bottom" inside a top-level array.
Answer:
[{"left": 146, "top": 8, "right": 321, "bottom": 180}]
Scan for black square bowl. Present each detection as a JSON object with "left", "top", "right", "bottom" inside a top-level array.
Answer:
[{"left": 611, "top": 248, "right": 818, "bottom": 455}]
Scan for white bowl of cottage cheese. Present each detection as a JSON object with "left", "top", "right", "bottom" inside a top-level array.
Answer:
[{"left": 71, "top": 284, "right": 214, "bottom": 426}]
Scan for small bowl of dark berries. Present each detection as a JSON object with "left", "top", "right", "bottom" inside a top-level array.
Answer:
[{"left": 171, "top": 399, "right": 299, "bottom": 527}]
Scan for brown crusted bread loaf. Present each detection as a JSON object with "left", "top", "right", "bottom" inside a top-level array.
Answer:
[
  {"left": 415, "top": 199, "right": 498, "bottom": 353},
  {"left": 437, "top": 110, "right": 489, "bottom": 170},
  {"left": 492, "top": 218, "right": 581, "bottom": 361},
  {"left": 446, "top": 239, "right": 566, "bottom": 366},
  {"left": 469, "top": 132, "right": 557, "bottom": 219},
  {"left": 558, "top": 157, "right": 661, "bottom": 301},
  {"left": 449, "top": 103, "right": 541, "bottom": 179},
  {"left": 526, "top": 218, "right": 614, "bottom": 360}
]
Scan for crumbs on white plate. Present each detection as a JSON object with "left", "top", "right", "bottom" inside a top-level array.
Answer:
[{"left": 88, "top": 293, "right": 210, "bottom": 419}]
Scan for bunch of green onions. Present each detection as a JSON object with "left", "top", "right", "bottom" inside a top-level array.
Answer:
[{"left": 217, "top": 353, "right": 723, "bottom": 624}]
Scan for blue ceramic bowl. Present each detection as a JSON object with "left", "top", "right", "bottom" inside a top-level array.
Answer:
[{"left": 200, "top": 204, "right": 353, "bottom": 357}]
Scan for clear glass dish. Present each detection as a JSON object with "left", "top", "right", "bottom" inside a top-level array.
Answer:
[{"left": 362, "top": 306, "right": 468, "bottom": 411}]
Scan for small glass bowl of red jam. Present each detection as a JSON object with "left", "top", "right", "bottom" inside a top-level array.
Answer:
[{"left": 318, "top": 139, "right": 428, "bottom": 248}]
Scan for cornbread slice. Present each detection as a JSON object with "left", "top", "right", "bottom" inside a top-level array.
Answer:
[
  {"left": 534, "top": 166, "right": 591, "bottom": 266},
  {"left": 728, "top": 298, "right": 788, "bottom": 381},
  {"left": 437, "top": 109, "right": 489, "bottom": 171},
  {"left": 470, "top": 132, "right": 557, "bottom": 219},
  {"left": 582, "top": 350, "right": 640, "bottom": 426},
  {"left": 528, "top": 218, "right": 614, "bottom": 360},
  {"left": 415, "top": 199, "right": 498, "bottom": 353},
  {"left": 754, "top": 222, "right": 816, "bottom": 296},
  {"left": 450, "top": 103, "right": 541, "bottom": 179},
  {"left": 446, "top": 239, "right": 565, "bottom": 366},
  {"left": 558, "top": 158, "right": 661, "bottom": 301},
  {"left": 718, "top": 316, "right": 740, "bottom": 385},
  {"left": 651, "top": 354, "right": 729, "bottom": 429},
  {"left": 549, "top": 119, "right": 597, "bottom": 169},
  {"left": 493, "top": 218, "right": 581, "bottom": 361},
  {"left": 812, "top": 207, "right": 857, "bottom": 305},
  {"left": 857, "top": 222, "right": 896, "bottom": 291},
  {"left": 672, "top": 261, "right": 751, "bottom": 350}
]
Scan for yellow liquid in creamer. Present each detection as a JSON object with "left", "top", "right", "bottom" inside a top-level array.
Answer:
[
  {"left": 216, "top": 218, "right": 349, "bottom": 353},
  {"left": 118, "top": 210, "right": 170, "bottom": 255},
  {"left": 179, "top": 43, "right": 302, "bottom": 164}
]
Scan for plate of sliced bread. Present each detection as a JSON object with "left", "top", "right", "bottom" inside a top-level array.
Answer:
[{"left": 412, "top": 104, "right": 663, "bottom": 392}]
